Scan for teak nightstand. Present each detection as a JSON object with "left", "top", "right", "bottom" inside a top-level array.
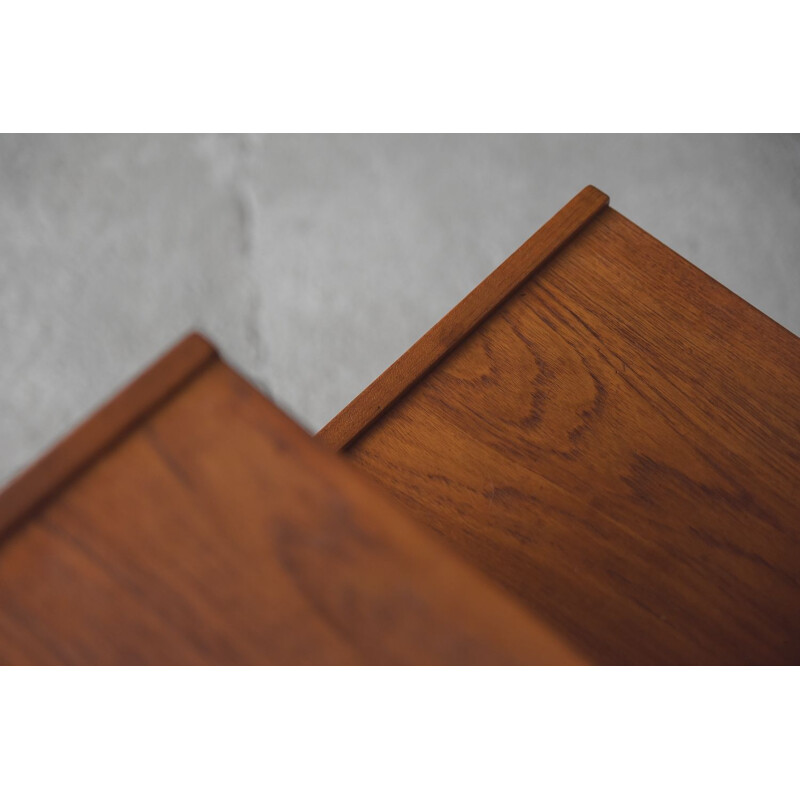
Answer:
[
  {"left": 1, "top": 186, "right": 798, "bottom": 664},
  {"left": 319, "top": 186, "right": 800, "bottom": 665},
  {"left": 0, "top": 335, "right": 579, "bottom": 664}
]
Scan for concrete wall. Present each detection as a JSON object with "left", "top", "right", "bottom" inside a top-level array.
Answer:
[{"left": 2, "top": 133, "right": 799, "bottom": 484}]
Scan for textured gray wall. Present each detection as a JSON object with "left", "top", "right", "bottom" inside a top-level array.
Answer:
[{"left": 2, "top": 134, "right": 799, "bottom": 485}]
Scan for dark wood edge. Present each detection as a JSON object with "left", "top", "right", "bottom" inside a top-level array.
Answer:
[
  {"left": 0, "top": 332, "right": 219, "bottom": 537},
  {"left": 316, "top": 185, "right": 610, "bottom": 451}
]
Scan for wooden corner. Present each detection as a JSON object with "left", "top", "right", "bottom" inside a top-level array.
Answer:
[
  {"left": 316, "top": 185, "right": 610, "bottom": 451},
  {"left": 0, "top": 332, "right": 219, "bottom": 537}
]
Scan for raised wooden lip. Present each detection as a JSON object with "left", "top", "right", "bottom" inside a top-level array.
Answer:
[
  {"left": 316, "top": 185, "right": 610, "bottom": 451},
  {"left": 0, "top": 332, "right": 219, "bottom": 537}
]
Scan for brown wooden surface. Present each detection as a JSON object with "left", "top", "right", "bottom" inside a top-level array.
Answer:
[
  {"left": 0, "top": 333, "right": 217, "bottom": 537},
  {"left": 0, "top": 336, "right": 582, "bottom": 665},
  {"left": 324, "top": 191, "right": 800, "bottom": 665},
  {"left": 318, "top": 185, "right": 609, "bottom": 450}
]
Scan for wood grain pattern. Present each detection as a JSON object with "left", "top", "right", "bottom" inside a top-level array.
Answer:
[
  {"left": 317, "top": 186, "right": 609, "bottom": 451},
  {"left": 0, "top": 333, "right": 218, "bottom": 537},
  {"left": 331, "top": 203, "right": 800, "bottom": 664},
  {"left": 0, "top": 341, "right": 582, "bottom": 665}
]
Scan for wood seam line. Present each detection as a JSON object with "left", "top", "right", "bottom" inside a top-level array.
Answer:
[
  {"left": 316, "top": 185, "right": 610, "bottom": 451},
  {"left": 0, "top": 332, "right": 219, "bottom": 538}
]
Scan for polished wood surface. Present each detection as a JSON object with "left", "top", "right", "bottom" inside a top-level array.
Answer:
[
  {"left": 323, "top": 190, "right": 800, "bottom": 664},
  {"left": 319, "top": 186, "right": 609, "bottom": 451},
  {"left": 0, "top": 336, "right": 581, "bottom": 665},
  {"left": 0, "top": 333, "right": 217, "bottom": 536}
]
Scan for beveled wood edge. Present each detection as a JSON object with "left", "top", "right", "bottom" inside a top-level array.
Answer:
[
  {"left": 0, "top": 332, "right": 219, "bottom": 537},
  {"left": 316, "top": 185, "right": 610, "bottom": 451}
]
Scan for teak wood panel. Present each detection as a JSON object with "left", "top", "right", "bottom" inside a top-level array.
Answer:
[
  {"left": 318, "top": 186, "right": 610, "bottom": 450},
  {"left": 0, "top": 334, "right": 218, "bottom": 536},
  {"left": 0, "top": 337, "right": 582, "bottom": 665},
  {"left": 321, "top": 189, "right": 800, "bottom": 665}
]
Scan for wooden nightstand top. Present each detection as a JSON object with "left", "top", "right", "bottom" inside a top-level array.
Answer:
[
  {"left": 0, "top": 335, "right": 581, "bottom": 664},
  {"left": 321, "top": 187, "right": 800, "bottom": 664}
]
